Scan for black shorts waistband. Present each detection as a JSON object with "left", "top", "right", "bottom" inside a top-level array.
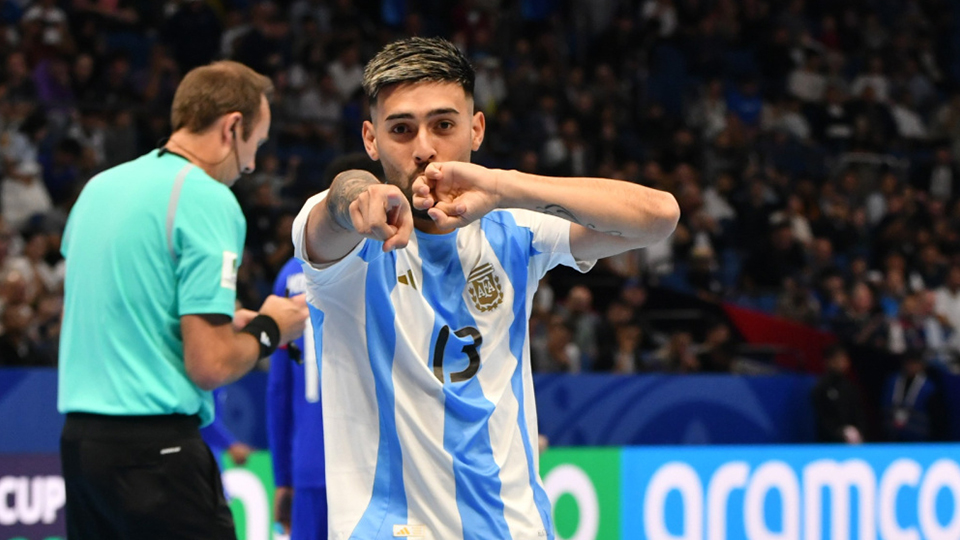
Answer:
[{"left": 62, "top": 412, "right": 201, "bottom": 441}]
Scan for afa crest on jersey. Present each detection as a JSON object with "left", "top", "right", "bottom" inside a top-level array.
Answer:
[{"left": 467, "top": 262, "right": 503, "bottom": 312}]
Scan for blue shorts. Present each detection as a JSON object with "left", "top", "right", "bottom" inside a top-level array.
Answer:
[{"left": 292, "top": 486, "right": 328, "bottom": 540}]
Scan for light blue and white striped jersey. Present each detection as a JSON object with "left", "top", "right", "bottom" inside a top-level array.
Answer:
[{"left": 293, "top": 193, "right": 593, "bottom": 540}]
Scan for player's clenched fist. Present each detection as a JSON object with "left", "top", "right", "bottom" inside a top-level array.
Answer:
[
  {"left": 412, "top": 162, "right": 503, "bottom": 230},
  {"left": 349, "top": 183, "right": 414, "bottom": 252}
]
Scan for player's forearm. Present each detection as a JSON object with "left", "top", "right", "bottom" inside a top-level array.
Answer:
[
  {"left": 305, "top": 170, "right": 380, "bottom": 263},
  {"left": 498, "top": 170, "right": 680, "bottom": 244}
]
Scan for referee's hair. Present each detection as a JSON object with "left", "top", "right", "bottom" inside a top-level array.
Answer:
[
  {"left": 362, "top": 37, "right": 474, "bottom": 107},
  {"left": 171, "top": 61, "right": 274, "bottom": 142}
]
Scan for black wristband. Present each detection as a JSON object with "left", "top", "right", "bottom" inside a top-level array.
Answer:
[{"left": 240, "top": 315, "right": 281, "bottom": 359}]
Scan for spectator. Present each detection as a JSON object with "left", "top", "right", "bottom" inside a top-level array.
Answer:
[
  {"left": 916, "top": 289, "right": 955, "bottom": 370},
  {"left": 934, "top": 264, "right": 960, "bottom": 355},
  {"left": 557, "top": 285, "right": 601, "bottom": 370},
  {"left": 787, "top": 53, "right": 826, "bottom": 103},
  {"left": 6, "top": 226, "right": 63, "bottom": 297},
  {"left": 777, "top": 276, "right": 821, "bottom": 326},
  {"left": 865, "top": 171, "right": 899, "bottom": 226},
  {"left": 834, "top": 281, "right": 888, "bottom": 348},
  {"left": 810, "top": 85, "right": 854, "bottom": 154},
  {"left": 3, "top": 108, "right": 48, "bottom": 166},
  {"left": 764, "top": 96, "right": 811, "bottom": 141},
  {"left": 652, "top": 331, "right": 699, "bottom": 373},
  {"left": 2, "top": 51, "right": 37, "bottom": 103},
  {"left": 34, "top": 56, "right": 74, "bottom": 113},
  {"left": 641, "top": 0, "right": 678, "bottom": 39},
  {"left": 20, "top": 0, "right": 73, "bottom": 62},
  {"left": 595, "top": 294, "right": 650, "bottom": 374},
  {"left": 102, "top": 110, "right": 138, "bottom": 168},
  {"left": 1, "top": 160, "right": 53, "bottom": 232},
  {"left": 811, "top": 345, "right": 866, "bottom": 443},
  {"left": 32, "top": 293, "right": 61, "bottom": 362},
  {"left": 327, "top": 41, "right": 363, "bottom": 101},
  {"left": 533, "top": 315, "right": 581, "bottom": 373},
  {"left": 0, "top": 302, "right": 50, "bottom": 366},
  {"left": 915, "top": 244, "right": 947, "bottom": 290},
  {"left": 41, "top": 137, "right": 81, "bottom": 206},
  {"left": 930, "top": 93, "right": 960, "bottom": 159},
  {"left": 686, "top": 78, "right": 727, "bottom": 140},
  {"left": 542, "top": 117, "right": 591, "bottom": 178},
  {"left": 95, "top": 54, "right": 139, "bottom": 112},
  {"left": 743, "top": 220, "right": 806, "bottom": 290},
  {"left": 915, "top": 147, "right": 960, "bottom": 203},
  {"left": 596, "top": 299, "right": 634, "bottom": 362},
  {"left": 888, "top": 292, "right": 928, "bottom": 354},
  {"left": 474, "top": 57, "right": 507, "bottom": 115},
  {"left": 221, "top": 9, "right": 252, "bottom": 59},
  {"left": 882, "top": 351, "right": 948, "bottom": 442},
  {"left": 66, "top": 108, "right": 106, "bottom": 167},
  {"left": 696, "top": 319, "right": 742, "bottom": 373},
  {"left": 851, "top": 56, "right": 890, "bottom": 103},
  {"left": 890, "top": 92, "right": 927, "bottom": 142},
  {"left": 726, "top": 78, "right": 764, "bottom": 129}
]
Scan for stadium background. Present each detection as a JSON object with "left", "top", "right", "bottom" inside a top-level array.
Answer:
[{"left": 3, "top": 0, "right": 960, "bottom": 538}]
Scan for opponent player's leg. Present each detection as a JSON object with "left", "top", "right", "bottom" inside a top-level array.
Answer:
[{"left": 291, "top": 486, "right": 329, "bottom": 540}]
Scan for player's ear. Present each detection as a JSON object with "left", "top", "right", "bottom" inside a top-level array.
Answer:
[
  {"left": 362, "top": 120, "right": 379, "bottom": 161},
  {"left": 471, "top": 111, "right": 485, "bottom": 152}
]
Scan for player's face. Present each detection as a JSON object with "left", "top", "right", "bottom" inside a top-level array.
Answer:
[
  {"left": 363, "top": 82, "right": 485, "bottom": 201},
  {"left": 229, "top": 95, "right": 271, "bottom": 186}
]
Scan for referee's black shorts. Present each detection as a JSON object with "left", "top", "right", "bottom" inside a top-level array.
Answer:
[{"left": 60, "top": 412, "right": 236, "bottom": 540}]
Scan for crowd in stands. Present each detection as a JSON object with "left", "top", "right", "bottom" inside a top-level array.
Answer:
[{"left": 2, "top": 0, "right": 960, "bottom": 402}]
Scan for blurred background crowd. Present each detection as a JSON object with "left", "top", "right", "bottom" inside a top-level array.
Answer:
[{"left": 1, "top": 0, "right": 960, "bottom": 434}]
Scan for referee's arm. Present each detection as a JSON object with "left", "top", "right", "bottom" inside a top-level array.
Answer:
[{"left": 182, "top": 295, "right": 308, "bottom": 390}]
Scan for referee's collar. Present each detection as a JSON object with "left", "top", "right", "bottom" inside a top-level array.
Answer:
[{"left": 156, "top": 138, "right": 189, "bottom": 162}]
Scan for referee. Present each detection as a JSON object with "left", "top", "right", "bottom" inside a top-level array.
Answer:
[{"left": 57, "top": 60, "right": 308, "bottom": 539}]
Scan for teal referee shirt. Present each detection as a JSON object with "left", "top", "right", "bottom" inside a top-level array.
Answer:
[{"left": 58, "top": 149, "right": 245, "bottom": 426}]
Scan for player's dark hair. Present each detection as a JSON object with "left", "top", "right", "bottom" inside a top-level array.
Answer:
[{"left": 362, "top": 37, "right": 475, "bottom": 107}]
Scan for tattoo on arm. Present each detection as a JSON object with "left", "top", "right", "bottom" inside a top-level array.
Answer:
[
  {"left": 326, "top": 171, "right": 379, "bottom": 231},
  {"left": 536, "top": 204, "right": 623, "bottom": 236}
]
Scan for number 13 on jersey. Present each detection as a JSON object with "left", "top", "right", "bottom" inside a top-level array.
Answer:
[{"left": 431, "top": 325, "right": 483, "bottom": 384}]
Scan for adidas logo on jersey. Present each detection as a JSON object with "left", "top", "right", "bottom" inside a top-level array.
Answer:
[
  {"left": 392, "top": 524, "right": 426, "bottom": 537},
  {"left": 397, "top": 269, "right": 418, "bottom": 289}
]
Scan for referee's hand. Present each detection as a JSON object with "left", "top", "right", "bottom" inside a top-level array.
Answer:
[{"left": 259, "top": 294, "right": 308, "bottom": 346}]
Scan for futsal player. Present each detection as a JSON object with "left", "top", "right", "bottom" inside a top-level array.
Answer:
[
  {"left": 292, "top": 37, "right": 680, "bottom": 539},
  {"left": 267, "top": 256, "right": 326, "bottom": 539}
]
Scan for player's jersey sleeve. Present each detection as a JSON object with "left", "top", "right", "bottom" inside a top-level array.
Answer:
[
  {"left": 292, "top": 191, "right": 368, "bottom": 289},
  {"left": 173, "top": 171, "right": 246, "bottom": 317},
  {"left": 504, "top": 208, "right": 595, "bottom": 278}
]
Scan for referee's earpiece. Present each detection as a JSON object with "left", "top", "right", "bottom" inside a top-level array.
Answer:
[{"left": 230, "top": 119, "right": 248, "bottom": 176}]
